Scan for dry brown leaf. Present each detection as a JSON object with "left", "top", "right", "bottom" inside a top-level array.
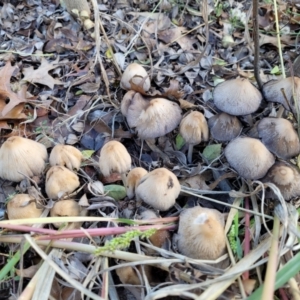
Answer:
[{"left": 16, "top": 264, "right": 39, "bottom": 278}]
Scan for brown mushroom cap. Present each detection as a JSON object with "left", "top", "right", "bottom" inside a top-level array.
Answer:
[
  {"left": 135, "top": 168, "right": 181, "bottom": 211},
  {"left": 177, "top": 206, "right": 226, "bottom": 260},
  {"left": 49, "top": 144, "right": 83, "bottom": 171},
  {"left": 98, "top": 141, "right": 131, "bottom": 177},
  {"left": 213, "top": 78, "right": 262, "bottom": 116},
  {"left": 257, "top": 117, "right": 300, "bottom": 159},
  {"left": 126, "top": 167, "right": 148, "bottom": 199},
  {"left": 208, "top": 112, "right": 242, "bottom": 141},
  {"left": 0, "top": 136, "right": 47, "bottom": 182},
  {"left": 224, "top": 137, "right": 275, "bottom": 179},
  {"left": 262, "top": 162, "right": 300, "bottom": 200},
  {"left": 46, "top": 166, "right": 80, "bottom": 199}
]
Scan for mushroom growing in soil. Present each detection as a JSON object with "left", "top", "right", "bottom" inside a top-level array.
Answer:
[
  {"left": 179, "top": 111, "right": 209, "bottom": 163},
  {"left": 177, "top": 206, "right": 226, "bottom": 260},
  {"left": 224, "top": 137, "right": 275, "bottom": 179},
  {"left": 0, "top": 136, "right": 47, "bottom": 182},
  {"left": 126, "top": 167, "right": 148, "bottom": 199},
  {"left": 257, "top": 117, "right": 300, "bottom": 159},
  {"left": 135, "top": 168, "right": 180, "bottom": 211}
]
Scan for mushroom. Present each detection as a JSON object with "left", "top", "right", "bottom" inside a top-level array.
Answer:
[
  {"left": 208, "top": 112, "right": 242, "bottom": 142},
  {"left": 98, "top": 140, "right": 131, "bottom": 186},
  {"left": 213, "top": 78, "right": 262, "bottom": 116},
  {"left": 135, "top": 168, "right": 180, "bottom": 211},
  {"left": 257, "top": 117, "right": 300, "bottom": 159},
  {"left": 120, "top": 63, "right": 151, "bottom": 92},
  {"left": 177, "top": 206, "right": 226, "bottom": 260},
  {"left": 46, "top": 166, "right": 80, "bottom": 199},
  {"left": 49, "top": 144, "right": 83, "bottom": 171},
  {"left": 179, "top": 111, "right": 209, "bottom": 163},
  {"left": 262, "top": 162, "right": 300, "bottom": 200},
  {"left": 7, "top": 194, "right": 43, "bottom": 220},
  {"left": 0, "top": 136, "right": 47, "bottom": 182},
  {"left": 224, "top": 137, "right": 275, "bottom": 179},
  {"left": 126, "top": 167, "right": 148, "bottom": 199}
]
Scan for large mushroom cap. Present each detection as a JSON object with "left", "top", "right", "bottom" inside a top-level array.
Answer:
[
  {"left": 257, "top": 117, "right": 300, "bottom": 159},
  {"left": 126, "top": 167, "right": 148, "bottom": 199},
  {"left": 213, "top": 78, "right": 262, "bottom": 116},
  {"left": 208, "top": 112, "right": 242, "bottom": 141},
  {"left": 177, "top": 206, "right": 226, "bottom": 260},
  {"left": 224, "top": 137, "right": 275, "bottom": 179},
  {"left": 135, "top": 168, "right": 180, "bottom": 211},
  {"left": 0, "top": 136, "right": 47, "bottom": 182}
]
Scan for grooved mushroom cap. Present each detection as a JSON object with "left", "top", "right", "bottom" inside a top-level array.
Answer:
[
  {"left": 179, "top": 111, "right": 209, "bottom": 145},
  {"left": 208, "top": 112, "right": 242, "bottom": 141},
  {"left": 177, "top": 206, "right": 226, "bottom": 260},
  {"left": 135, "top": 98, "right": 182, "bottom": 139},
  {"left": 120, "top": 63, "right": 151, "bottom": 92},
  {"left": 135, "top": 168, "right": 180, "bottom": 211},
  {"left": 7, "top": 194, "right": 43, "bottom": 220},
  {"left": 49, "top": 144, "right": 83, "bottom": 171},
  {"left": 262, "top": 162, "right": 300, "bottom": 200},
  {"left": 46, "top": 166, "right": 80, "bottom": 199},
  {"left": 99, "top": 141, "right": 131, "bottom": 177},
  {"left": 126, "top": 167, "right": 148, "bottom": 199},
  {"left": 224, "top": 137, "right": 275, "bottom": 179},
  {"left": 257, "top": 117, "right": 300, "bottom": 159},
  {"left": 213, "top": 78, "right": 262, "bottom": 115},
  {"left": 0, "top": 136, "right": 47, "bottom": 182}
]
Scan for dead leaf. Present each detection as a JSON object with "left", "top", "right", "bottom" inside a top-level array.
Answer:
[{"left": 16, "top": 264, "right": 39, "bottom": 278}]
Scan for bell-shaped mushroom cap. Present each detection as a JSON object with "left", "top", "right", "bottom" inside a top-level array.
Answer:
[
  {"left": 257, "top": 117, "right": 300, "bottom": 159},
  {"left": 49, "top": 144, "right": 83, "bottom": 171},
  {"left": 224, "top": 137, "right": 275, "bottom": 179},
  {"left": 135, "top": 168, "right": 180, "bottom": 211},
  {"left": 213, "top": 78, "right": 262, "bottom": 116},
  {"left": 179, "top": 111, "right": 209, "bottom": 145},
  {"left": 126, "top": 167, "right": 148, "bottom": 199},
  {"left": 99, "top": 141, "right": 131, "bottom": 177},
  {"left": 120, "top": 63, "right": 151, "bottom": 92},
  {"left": 262, "top": 162, "right": 300, "bottom": 200},
  {"left": 136, "top": 98, "right": 182, "bottom": 139},
  {"left": 0, "top": 136, "right": 47, "bottom": 182},
  {"left": 7, "top": 194, "right": 43, "bottom": 220},
  {"left": 46, "top": 166, "right": 80, "bottom": 199},
  {"left": 208, "top": 112, "right": 242, "bottom": 141},
  {"left": 177, "top": 206, "right": 226, "bottom": 260}
]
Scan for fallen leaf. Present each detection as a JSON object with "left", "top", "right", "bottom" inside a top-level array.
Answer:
[{"left": 103, "top": 184, "right": 126, "bottom": 201}]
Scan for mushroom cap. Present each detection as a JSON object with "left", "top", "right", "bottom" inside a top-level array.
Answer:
[
  {"left": 224, "top": 137, "right": 275, "bottom": 179},
  {"left": 7, "top": 194, "right": 43, "bottom": 220},
  {"left": 257, "top": 117, "right": 300, "bottom": 159},
  {"left": 46, "top": 166, "right": 80, "bottom": 199},
  {"left": 49, "top": 144, "right": 83, "bottom": 171},
  {"left": 0, "top": 136, "right": 47, "bottom": 182},
  {"left": 99, "top": 141, "right": 131, "bottom": 177},
  {"left": 179, "top": 111, "right": 209, "bottom": 145},
  {"left": 126, "top": 167, "right": 148, "bottom": 199},
  {"left": 262, "top": 162, "right": 300, "bottom": 200},
  {"left": 135, "top": 168, "right": 180, "bottom": 211},
  {"left": 177, "top": 206, "right": 226, "bottom": 260},
  {"left": 208, "top": 112, "right": 242, "bottom": 141},
  {"left": 213, "top": 78, "right": 262, "bottom": 116},
  {"left": 136, "top": 98, "right": 182, "bottom": 139},
  {"left": 120, "top": 63, "right": 151, "bottom": 92}
]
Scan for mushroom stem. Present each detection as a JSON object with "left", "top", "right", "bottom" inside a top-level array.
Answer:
[
  {"left": 121, "top": 173, "right": 127, "bottom": 190},
  {"left": 145, "top": 139, "right": 171, "bottom": 165},
  {"left": 276, "top": 105, "right": 285, "bottom": 118},
  {"left": 187, "top": 144, "right": 194, "bottom": 164}
]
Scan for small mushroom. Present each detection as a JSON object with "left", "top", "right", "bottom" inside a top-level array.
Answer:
[
  {"left": 120, "top": 63, "right": 151, "bottom": 92},
  {"left": 177, "top": 206, "right": 226, "bottom": 260},
  {"left": 257, "top": 117, "right": 300, "bottom": 159},
  {"left": 49, "top": 144, "right": 83, "bottom": 171},
  {"left": 126, "top": 167, "right": 148, "bottom": 199},
  {"left": 179, "top": 111, "right": 209, "bottom": 163},
  {"left": 46, "top": 166, "right": 80, "bottom": 199},
  {"left": 0, "top": 136, "right": 47, "bottom": 182},
  {"left": 224, "top": 137, "right": 275, "bottom": 179},
  {"left": 213, "top": 78, "right": 262, "bottom": 116},
  {"left": 208, "top": 112, "right": 242, "bottom": 142},
  {"left": 262, "top": 162, "right": 300, "bottom": 200},
  {"left": 135, "top": 168, "right": 180, "bottom": 211}
]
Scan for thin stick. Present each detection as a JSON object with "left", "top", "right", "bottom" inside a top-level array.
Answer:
[{"left": 187, "top": 144, "right": 194, "bottom": 164}]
